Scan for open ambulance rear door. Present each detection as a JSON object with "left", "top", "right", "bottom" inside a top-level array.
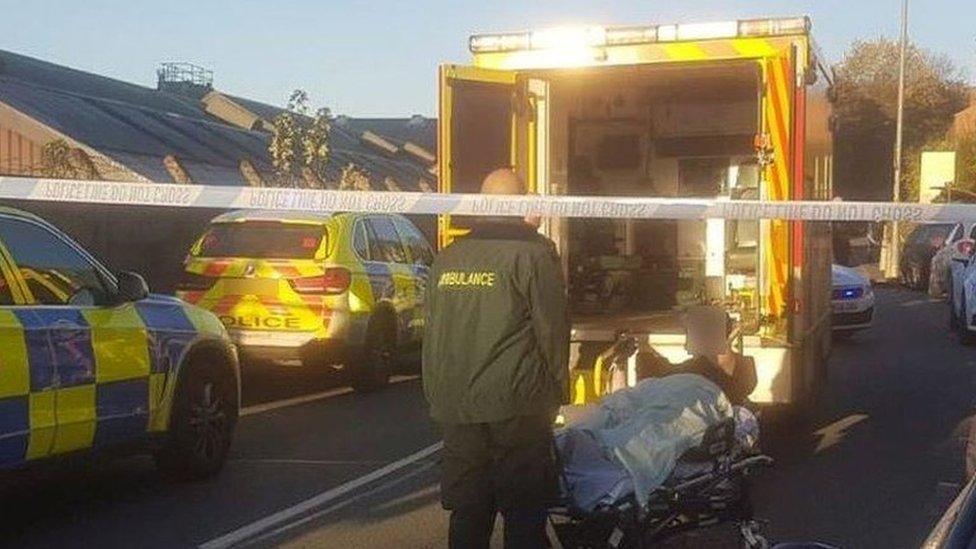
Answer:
[{"left": 437, "top": 65, "right": 549, "bottom": 249}]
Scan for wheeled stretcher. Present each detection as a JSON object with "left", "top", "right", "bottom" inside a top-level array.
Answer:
[{"left": 548, "top": 417, "right": 773, "bottom": 549}]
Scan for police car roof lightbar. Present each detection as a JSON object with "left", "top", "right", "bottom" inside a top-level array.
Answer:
[{"left": 468, "top": 16, "right": 811, "bottom": 53}]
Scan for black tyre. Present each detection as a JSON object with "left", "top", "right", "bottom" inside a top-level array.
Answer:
[
  {"left": 350, "top": 313, "right": 396, "bottom": 393},
  {"left": 395, "top": 340, "right": 423, "bottom": 375},
  {"left": 155, "top": 354, "right": 237, "bottom": 480}
]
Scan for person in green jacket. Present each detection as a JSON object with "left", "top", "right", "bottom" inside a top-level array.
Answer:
[{"left": 423, "top": 168, "right": 570, "bottom": 549}]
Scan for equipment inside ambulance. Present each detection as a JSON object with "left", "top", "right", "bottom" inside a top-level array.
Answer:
[{"left": 438, "top": 16, "right": 834, "bottom": 409}]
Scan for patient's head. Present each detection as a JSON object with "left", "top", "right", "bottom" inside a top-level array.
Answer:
[{"left": 684, "top": 306, "right": 729, "bottom": 360}]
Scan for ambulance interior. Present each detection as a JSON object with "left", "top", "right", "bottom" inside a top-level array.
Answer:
[{"left": 544, "top": 61, "right": 764, "bottom": 333}]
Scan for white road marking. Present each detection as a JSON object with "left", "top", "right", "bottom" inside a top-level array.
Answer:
[
  {"left": 245, "top": 459, "right": 439, "bottom": 547},
  {"left": 229, "top": 458, "right": 391, "bottom": 466},
  {"left": 813, "top": 413, "right": 869, "bottom": 453},
  {"left": 199, "top": 441, "right": 443, "bottom": 549},
  {"left": 240, "top": 375, "right": 419, "bottom": 417}
]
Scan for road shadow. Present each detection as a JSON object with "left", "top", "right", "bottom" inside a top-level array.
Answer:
[{"left": 241, "top": 359, "right": 351, "bottom": 407}]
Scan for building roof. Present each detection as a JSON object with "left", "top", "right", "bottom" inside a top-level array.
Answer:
[
  {"left": 221, "top": 93, "right": 437, "bottom": 168},
  {"left": 338, "top": 116, "right": 436, "bottom": 152},
  {"left": 0, "top": 50, "right": 204, "bottom": 118},
  {"left": 0, "top": 49, "right": 436, "bottom": 191}
]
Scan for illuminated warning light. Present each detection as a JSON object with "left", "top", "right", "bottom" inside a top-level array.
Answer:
[
  {"left": 469, "top": 17, "right": 810, "bottom": 53},
  {"left": 832, "top": 287, "right": 864, "bottom": 301}
]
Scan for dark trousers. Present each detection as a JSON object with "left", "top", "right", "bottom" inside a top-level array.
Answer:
[{"left": 440, "top": 413, "right": 558, "bottom": 549}]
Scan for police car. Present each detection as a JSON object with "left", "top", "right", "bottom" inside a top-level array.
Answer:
[
  {"left": 0, "top": 207, "right": 239, "bottom": 478},
  {"left": 832, "top": 264, "right": 875, "bottom": 335},
  {"left": 177, "top": 210, "right": 432, "bottom": 392}
]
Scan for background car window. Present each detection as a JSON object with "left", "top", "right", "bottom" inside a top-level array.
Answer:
[
  {"left": 0, "top": 217, "right": 109, "bottom": 305},
  {"left": 909, "top": 224, "right": 953, "bottom": 247},
  {"left": 196, "top": 222, "right": 325, "bottom": 259},
  {"left": 353, "top": 220, "right": 370, "bottom": 260},
  {"left": 395, "top": 219, "right": 434, "bottom": 265},
  {"left": 366, "top": 217, "right": 408, "bottom": 264}
]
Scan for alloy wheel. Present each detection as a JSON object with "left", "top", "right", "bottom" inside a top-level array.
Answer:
[{"left": 187, "top": 381, "right": 227, "bottom": 462}]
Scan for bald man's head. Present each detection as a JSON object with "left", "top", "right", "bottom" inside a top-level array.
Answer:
[{"left": 481, "top": 168, "right": 525, "bottom": 195}]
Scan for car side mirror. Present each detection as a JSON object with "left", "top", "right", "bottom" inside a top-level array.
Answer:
[{"left": 116, "top": 271, "right": 150, "bottom": 302}]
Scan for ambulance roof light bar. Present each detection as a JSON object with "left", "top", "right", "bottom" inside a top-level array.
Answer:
[{"left": 469, "top": 16, "right": 810, "bottom": 53}]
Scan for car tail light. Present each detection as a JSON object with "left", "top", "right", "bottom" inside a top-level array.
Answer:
[
  {"left": 178, "top": 272, "right": 215, "bottom": 291},
  {"left": 290, "top": 268, "right": 351, "bottom": 295}
]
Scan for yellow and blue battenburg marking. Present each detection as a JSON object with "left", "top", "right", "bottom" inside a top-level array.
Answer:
[{"left": 0, "top": 297, "right": 200, "bottom": 468}]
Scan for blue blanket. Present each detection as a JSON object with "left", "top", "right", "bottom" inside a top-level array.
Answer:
[{"left": 556, "top": 374, "right": 734, "bottom": 512}]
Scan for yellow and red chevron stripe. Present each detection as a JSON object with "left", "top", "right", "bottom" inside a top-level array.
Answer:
[{"left": 762, "top": 55, "right": 793, "bottom": 325}]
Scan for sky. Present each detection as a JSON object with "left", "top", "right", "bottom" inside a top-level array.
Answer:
[{"left": 0, "top": 0, "right": 973, "bottom": 117}]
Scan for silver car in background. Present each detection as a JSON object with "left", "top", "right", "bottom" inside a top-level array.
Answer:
[{"left": 927, "top": 221, "right": 976, "bottom": 297}]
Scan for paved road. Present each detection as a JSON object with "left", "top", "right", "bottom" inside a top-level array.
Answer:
[
  {"left": 0, "top": 365, "right": 437, "bottom": 548},
  {"left": 2, "top": 288, "right": 974, "bottom": 548},
  {"left": 754, "top": 288, "right": 976, "bottom": 548}
]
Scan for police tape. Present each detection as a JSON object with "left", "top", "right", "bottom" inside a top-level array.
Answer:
[{"left": 1, "top": 175, "right": 974, "bottom": 222}]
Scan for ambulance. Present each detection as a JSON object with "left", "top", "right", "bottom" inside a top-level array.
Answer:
[{"left": 438, "top": 16, "right": 834, "bottom": 407}]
